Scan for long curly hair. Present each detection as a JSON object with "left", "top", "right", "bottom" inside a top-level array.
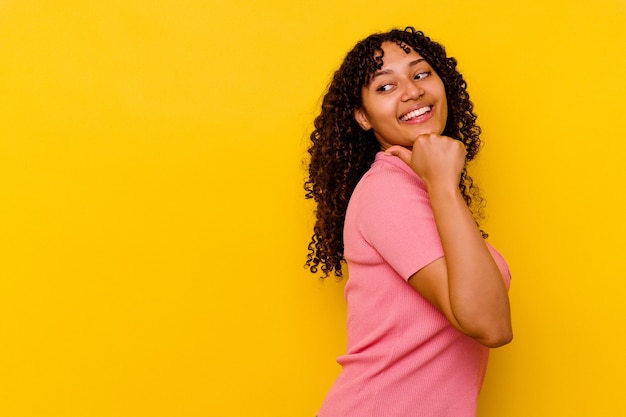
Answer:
[{"left": 305, "top": 27, "right": 486, "bottom": 279}]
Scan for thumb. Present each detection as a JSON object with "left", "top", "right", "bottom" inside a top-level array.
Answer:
[{"left": 384, "top": 145, "right": 412, "bottom": 165}]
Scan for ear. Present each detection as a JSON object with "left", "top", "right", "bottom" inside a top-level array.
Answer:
[{"left": 354, "top": 108, "right": 372, "bottom": 131}]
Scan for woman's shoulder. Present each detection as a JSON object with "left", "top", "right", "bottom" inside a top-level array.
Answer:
[
  {"left": 349, "top": 153, "right": 430, "bottom": 214},
  {"left": 357, "top": 152, "right": 426, "bottom": 193}
]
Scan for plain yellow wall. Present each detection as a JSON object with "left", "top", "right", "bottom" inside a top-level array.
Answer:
[{"left": 1, "top": 0, "right": 625, "bottom": 416}]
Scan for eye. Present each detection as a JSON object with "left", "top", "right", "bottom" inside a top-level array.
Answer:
[
  {"left": 376, "top": 83, "right": 394, "bottom": 92},
  {"left": 414, "top": 71, "right": 430, "bottom": 80}
]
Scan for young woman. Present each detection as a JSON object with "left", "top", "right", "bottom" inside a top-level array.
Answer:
[{"left": 305, "top": 27, "right": 512, "bottom": 417}]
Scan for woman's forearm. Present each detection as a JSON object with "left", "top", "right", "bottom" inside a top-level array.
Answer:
[{"left": 428, "top": 183, "right": 512, "bottom": 347}]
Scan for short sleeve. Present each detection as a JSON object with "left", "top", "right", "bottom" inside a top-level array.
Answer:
[{"left": 349, "top": 162, "right": 444, "bottom": 280}]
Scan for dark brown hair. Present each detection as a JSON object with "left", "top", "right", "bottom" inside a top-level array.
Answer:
[{"left": 305, "top": 27, "right": 486, "bottom": 279}]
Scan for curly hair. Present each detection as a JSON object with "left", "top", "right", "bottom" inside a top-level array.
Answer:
[{"left": 305, "top": 27, "right": 486, "bottom": 279}]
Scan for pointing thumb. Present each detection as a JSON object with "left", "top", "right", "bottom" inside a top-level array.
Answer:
[{"left": 384, "top": 145, "right": 412, "bottom": 166}]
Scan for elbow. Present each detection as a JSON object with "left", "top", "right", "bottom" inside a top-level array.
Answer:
[
  {"left": 458, "top": 317, "right": 513, "bottom": 348},
  {"left": 476, "top": 328, "right": 513, "bottom": 348},
  {"left": 458, "top": 305, "right": 513, "bottom": 348}
]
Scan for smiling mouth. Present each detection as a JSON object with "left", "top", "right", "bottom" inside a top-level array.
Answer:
[{"left": 400, "top": 106, "right": 432, "bottom": 121}]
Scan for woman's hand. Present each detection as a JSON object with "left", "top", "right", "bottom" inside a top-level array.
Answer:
[{"left": 385, "top": 133, "right": 466, "bottom": 189}]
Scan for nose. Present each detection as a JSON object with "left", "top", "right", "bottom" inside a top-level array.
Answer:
[{"left": 401, "top": 81, "right": 424, "bottom": 101}]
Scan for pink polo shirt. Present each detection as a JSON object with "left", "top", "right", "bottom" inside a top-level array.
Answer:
[{"left": 317, "top": 152, "right": 511, "bottom": 417}]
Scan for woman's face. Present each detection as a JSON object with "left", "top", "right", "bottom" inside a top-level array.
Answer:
[{"left": 354, "top": 42, "right": 448, "bottom": 150}]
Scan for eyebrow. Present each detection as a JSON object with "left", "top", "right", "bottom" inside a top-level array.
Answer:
[{"left": 372, "top": 58, "right": 427, "bottom": 80}]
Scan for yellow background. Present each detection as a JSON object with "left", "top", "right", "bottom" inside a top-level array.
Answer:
[{"left": 1, "top": 0, "right": 625, "bottom": 416}]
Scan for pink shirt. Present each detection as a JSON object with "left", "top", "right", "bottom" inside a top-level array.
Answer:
[{"left": 317, "top": 153, "right": 511, "bottom": 417}]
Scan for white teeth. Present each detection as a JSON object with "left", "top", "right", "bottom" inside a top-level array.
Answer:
[{"left": 401, "top": 106, "right": 431, "bottom": 121}]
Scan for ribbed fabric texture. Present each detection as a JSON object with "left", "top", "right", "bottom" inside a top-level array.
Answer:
[{"left": 317, "top": 152, "right": 511, "bottom": 417}]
